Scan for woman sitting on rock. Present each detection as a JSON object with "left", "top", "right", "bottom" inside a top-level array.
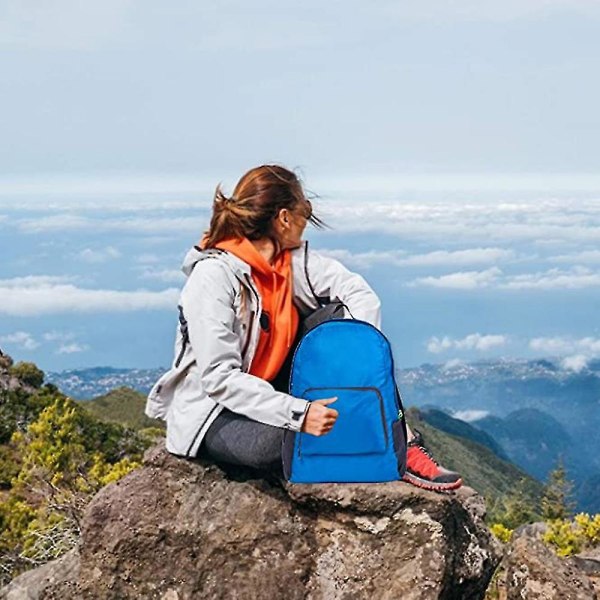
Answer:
[{"left": 145, "top": 165, "right": 462, "bottom": 491}]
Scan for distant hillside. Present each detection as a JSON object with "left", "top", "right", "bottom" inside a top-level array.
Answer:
[
  {"left": 417, "top": 407, "right": 509, "bottom": 461},
  {"left": 80, "top": 387, "right": 164, "bottom": 431},
  {"left": 398, "top": 358, "right": 600, "bottom": 512},
  {"left": 406, "top": 407, "right": 542, "bottom": 506},
  {"left": 475, "top": 408, "right": 572, "bottom": 480},
  {"left": 47, "top": 366, "right": 166, "bottom": 400}
]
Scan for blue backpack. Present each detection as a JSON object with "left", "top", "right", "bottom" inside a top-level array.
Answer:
[{"left": 282, "top": 306, "right": 407, "bottom": 483}]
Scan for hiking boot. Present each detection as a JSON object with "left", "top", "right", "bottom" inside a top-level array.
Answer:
[{"left": 402, "top": 430, "right": 463, "bottom": 491}]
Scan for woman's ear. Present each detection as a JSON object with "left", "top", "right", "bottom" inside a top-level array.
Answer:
[{"left": 277, "top": 207, "right": 291, "bottom": 228}]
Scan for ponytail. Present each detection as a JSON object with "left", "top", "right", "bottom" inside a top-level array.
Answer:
[
  {"left": 200, "top": 184, "right": 247, "bottom": 249},
  {"left": 200, "top": 165, "right": 327, "bottom": 249}
]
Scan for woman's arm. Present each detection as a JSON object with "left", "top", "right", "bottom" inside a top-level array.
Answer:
[{"left": 180, "top": 258, "right": 310, "bottom": 431}]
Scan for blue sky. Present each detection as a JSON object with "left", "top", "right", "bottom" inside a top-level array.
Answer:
[{"left": 1, "top": 1, "right": 599, "bottom": 372}]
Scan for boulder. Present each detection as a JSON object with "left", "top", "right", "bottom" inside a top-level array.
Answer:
[
  {"left": 0, "top": 549, "right": 79, "bottom": 600},
  {"left": 8, "top": 442, "right": 502, "bottom": 599},
  {"left": 491, "top": 527, "right": 598, "bottom": 599},
  {"left": 572, "top": 547, "right": 600, "bottom": 596}
]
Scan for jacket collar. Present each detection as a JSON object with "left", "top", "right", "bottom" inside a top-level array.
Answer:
[{"left": 181, "top": 241, "right": 308, "bottom": 281}]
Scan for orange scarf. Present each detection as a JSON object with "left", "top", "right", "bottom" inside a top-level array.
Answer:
[{"left": 213, "top": 237, "right": 299, "bottom": 381}]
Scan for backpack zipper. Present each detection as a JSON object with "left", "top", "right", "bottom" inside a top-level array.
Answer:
[
  {"left": 174, "top": 305, "right": 189, "bottom": 368},
  {"left": 242, "top": 273, "right": 261, "bottom": 371},
  {"left": 241, "top": 310, "right": 255, "bottom": 358},
  {"left": 297, "top": 385, "right": 389, "bottom": 458}
]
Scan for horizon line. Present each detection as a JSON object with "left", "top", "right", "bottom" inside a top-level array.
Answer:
[{"left": 3, "top": 171, "right": 600, "bottom": 196}]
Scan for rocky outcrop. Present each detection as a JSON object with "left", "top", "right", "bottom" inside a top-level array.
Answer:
[
  {"left": 572, "top": 547, "right": 600, "bottom": 595},
  {"left": 489, "top": 525, "right": 600, "bottom": 599},
  {"left": 4, "top": 442, "right": 501, "bottom": 600},
  {"left": 0, "top": 351, "right": 35, "bottom": 394},
  {"left": 0, "top": 351, "right": 17, "bottom": 392},
  {"left": 0, "top": 550, "right": 80, "bottom": 600}
]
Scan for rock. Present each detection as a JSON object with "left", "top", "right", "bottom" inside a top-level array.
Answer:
[
  {"left": 513, "top": 522, "right": 548, "bottom": 539},
  {"left": 572, "top": 546, "right": 600, "bottom": 576},
  {"left": 572, "top": 547, "right": 600, "bottom": 597},
  {"left": 491, "top": 529, "right": 598, "bottom": 599},
  {"left": 17, "top": 442, "right": 501, "bottom": 599},
  {"left": 0, "top": 549, "right": 79, "bottom": 600},
  {"left": 0, "top": 351, "right": 13, "bottom": 370},
  {"left": 0, "top": 352, "right": 35, "bottom": 394}
]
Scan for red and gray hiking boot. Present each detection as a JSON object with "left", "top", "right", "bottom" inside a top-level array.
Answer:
[{"left": 403, "top": 430, "right": 463, "bottom": 491}]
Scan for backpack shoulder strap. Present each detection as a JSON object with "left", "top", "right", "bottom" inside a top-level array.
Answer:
[{"left": 303, "top": 241, "right": 356, "bottom": 320}]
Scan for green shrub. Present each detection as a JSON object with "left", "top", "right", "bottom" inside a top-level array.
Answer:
[
  {"left": 489, "top": 523, "right": 513, "bottom": 543},
  {"left": 0, "top": 382, "right": 154, "bottom": 585},
  {"left": 543, "top": 513, "right": 600, "bottom": 556}
]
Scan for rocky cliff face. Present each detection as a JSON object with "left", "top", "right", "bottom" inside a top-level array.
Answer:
[{"left": 2, "top": 442, "right": 502, "bottom": 600}]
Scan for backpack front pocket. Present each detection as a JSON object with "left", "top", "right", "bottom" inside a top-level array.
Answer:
[{"left": 298, "top": 386, "right": 388, "bottom": 456}]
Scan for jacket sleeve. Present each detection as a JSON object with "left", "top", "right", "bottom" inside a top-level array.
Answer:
[
  {"left": 305, "top": 248, "right": 382, "bottom": 330},
  {"left": 180, "top": 259, "right": 309, "bottom": 430}
]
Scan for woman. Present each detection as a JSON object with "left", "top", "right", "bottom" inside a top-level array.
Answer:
[{"left": 145, "top": 165, "right": 462, "bottom": 491}]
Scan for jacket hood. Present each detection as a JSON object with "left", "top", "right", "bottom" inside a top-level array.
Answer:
[
  {"left": 180, "top": 245, "right": 252, "bottom": 279},
  {"left": 181, "top": 241, "right": 308, "bottom": 279}
]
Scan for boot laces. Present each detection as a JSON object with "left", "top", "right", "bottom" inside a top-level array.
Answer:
[{"left": 410, "top": 431, "right": 440, "bottom": 466}]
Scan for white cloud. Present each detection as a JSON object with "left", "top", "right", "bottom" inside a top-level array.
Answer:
[
  {"left": 43, "top": 331, "right": 76, "bottom": 342},
  {"left": 138, "top": 268, "right": 184, "bottom": 283},
  {"left": 317, "top": 174, "right": 600, "bottom": 194},
  {"left": 0, "top": 275, "right": 72, "bottom": 287},
  {"left": 18, "top": 215, "right": 94, "bottom": 232},
  {"left": 79, "top": 246, "right": 121, "bottom": 263},
  {"left": 0, "top": 174, "right": 215, "bottom": 199},
  {"left": 529, "top": 336, "right": 600, "bottom": 355},
  {"left": 42, "top": 331, "right": 88, "bottom": 354},
  {"left": 441, "top": 358, "right": 465, "bottom": 371},
  {"left": 427, "top": 333, "right": 508, "bottom": 354},
  {"left": 560, "top": 354, "right": 589, "bottom": 373},
  {"left": 319, "top": 247, "right": 515, "bottom": 269},
  {"left": 398, "top": 248, "right": 515, "bottom": 267},
  {"left": 18, "top": 214, "right": 206, "bottom": 235},
  {"left": 6, "top": 192, "right": 600, "bottom": 256},
  {"left": 0, "top": 276, "right": 179, "bottom": 316},
  {"left": 453, "top": 410, "right": 490, "bottom": 423},
  {"left": 409, "top": 266, "right": 600, "bottom": 291},
  {"left": 135, "top": 253, "right": 162, "bottom": 264},
  {"left": 317, "top": 249, "right": 403, "bottom": 270},
  {"left": 550, "top": 250, "right": 600, "bottom": 264},
  {"left": 57, "top": 342, "right": 89, "bottom": 355},
  {"left": 0, "top": 331, "right": 40, "bottom": 350},
  {"left": 322, "top": 197, "right": 600, "bottom": 246},
  {"left": 500, "top": 266, "right": 600, "bottom": 290},
  {"left": 410, "top": 267, "right": 502, "bottom": 289}
]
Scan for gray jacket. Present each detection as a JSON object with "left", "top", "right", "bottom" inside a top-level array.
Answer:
[{"left": 145, "top": 240, "right": 382, "bottom": 458}]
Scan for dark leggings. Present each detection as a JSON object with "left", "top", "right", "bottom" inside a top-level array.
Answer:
[
  {"left": 197, "top": 409, "right": 285, "bottom": 476},
  {"left": 197, "top": 327, "right": 300, "bottom": 475}
]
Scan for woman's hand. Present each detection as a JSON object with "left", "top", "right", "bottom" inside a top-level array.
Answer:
[{"left": 301, "top": 397, "right": 338, "bottom": 436}]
